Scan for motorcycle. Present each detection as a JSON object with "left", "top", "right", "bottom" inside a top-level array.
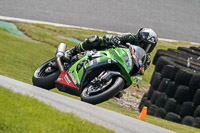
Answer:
[{"left": 32, "top": 43, "right": 146, "bottom": 104}]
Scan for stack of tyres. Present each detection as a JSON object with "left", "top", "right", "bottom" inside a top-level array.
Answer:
[{"left": 139, "top": 46, "right": 200, "bottom": 128}]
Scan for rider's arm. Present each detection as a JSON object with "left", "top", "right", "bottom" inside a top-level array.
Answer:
[
  {"left": 102, "top": 33, "right": 137, "bottom": 47},
  {"left": 144, "top": 53, "right": 151, "bottom": 70},
  {"left": 79, "top": 33, "right": 137, "bottom": 51},
  {"left": 79, "top": 35, "right": 103, "bottom": 51},
  {"left": 118, "top": 33, "right": 137, "bottom": 45}
]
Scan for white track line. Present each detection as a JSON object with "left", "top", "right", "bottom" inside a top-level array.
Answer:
[
  {"left": 0, "top": 15, "right": 199, "bottom": 45},
  {"left": 0, "top": 15, "right": 121, "bottom": 34}
]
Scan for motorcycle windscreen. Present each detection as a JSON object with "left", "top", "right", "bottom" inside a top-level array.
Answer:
[{"left": 129, "top": 45, "right": 146, "bottom": 75}]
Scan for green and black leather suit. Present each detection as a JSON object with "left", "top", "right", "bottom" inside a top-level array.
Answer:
[
  {"left": 74, "top": 33, "right": 138, "bottom": 51},
  {"left": 65, "top": 33, "right": 151, "bottom": 72}
]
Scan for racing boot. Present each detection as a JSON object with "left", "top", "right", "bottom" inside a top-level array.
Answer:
[
  {"left": 114, "top": 91, "right": 123, "bottom": 98},
  {"left": 63, "top": 44, "right": 82, "bottom": 63}
]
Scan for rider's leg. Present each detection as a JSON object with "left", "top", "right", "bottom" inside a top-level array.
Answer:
[
  {"left": 63, "top": 44, "right": 82, "bottom": 62},
  {"left": 63, "top": 35, "right": 102, "bottom": 62}
]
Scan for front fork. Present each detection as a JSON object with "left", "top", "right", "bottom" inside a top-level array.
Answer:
[{"left": 56, "top": 57, "right": 64, "bottom": 71}]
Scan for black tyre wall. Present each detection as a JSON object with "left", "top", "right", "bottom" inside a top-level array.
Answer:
[
  {"left": 194, "top": 105, "right": 200, "bottom": 118},
  {"left": 157, "top": 78, "right": 170, "bottom": 92},
  {"left": 155, "top": 93, "right": 168, "bottom": 108},
  {"left": 140, "top": 100, "right": 151, "bottom": 112},
  {"left": 155, "top": 56, "right": 173, "bottom": 72},
  {"left": 175, "top": 69, "right": 194, "bottom": 86},
  {"left": 193, "top": 89, "right": 200, "bottom": 106},
  {"left": 147, "top": 105, "right": 158, "bottom": 116},
  {"left": 154, "top": 108, "right": 166, "bottom": 119},
  {"left": 139, "top": 46, "right": 200, "bottom": 128},
  {"left": 161, "top": 65, "right": 174, "bottom": 79},
  {"left": 164, "top": 98, "right": 177, "bottom": 113},
  {"left": 165, "top": 112, "right": 182, "bottom": 123},
  {"left": 193, "top": 117, "right": 200, "bottom": 128},
  {"left": 150, "top": 91, "right": 160, "bottom": 104},
  {"left": 138, "top": 93, "right": 148, "bottom": 110},
  {"left": 165, "top": 81, "right": 177, "bottom": 98},
  {"left": 174, "top": 85, "right": 190, "bottom": 103},
  {"left": 181, "top": 116, "right": 194, "bottom": 126},
  {"left": 189, "top": 74, "right": 200, "bottom": 90},
  {"left": 179, "top": 102, "right": 195, "bottom": 117},
  {"left": 147, "top": 86, "right": 154, "bottom": 100}
]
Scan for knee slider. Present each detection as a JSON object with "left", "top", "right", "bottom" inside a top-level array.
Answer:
[
  {"left": 81, "top": 35, "right": 102, "bottom": 50},
  {"left": 86, "top": 35, "right": 100, "bottom": 44}
]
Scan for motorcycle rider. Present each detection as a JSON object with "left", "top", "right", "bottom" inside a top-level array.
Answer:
[{"left": 63, "top": 28, "right": 158, "bottom": 74}]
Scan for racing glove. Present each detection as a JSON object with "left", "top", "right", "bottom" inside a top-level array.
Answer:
[{"left": 103, "top": 35, "right": 121, "bottom": 46}]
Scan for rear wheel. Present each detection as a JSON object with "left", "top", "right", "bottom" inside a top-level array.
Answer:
[
  {"left": 81, "top": 76, "right": 124, "bottom": 104},
  {"left": 32, "top": 58, "right": 60, "bottom": 90}
]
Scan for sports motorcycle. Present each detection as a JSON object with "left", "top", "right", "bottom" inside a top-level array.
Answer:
[{"left": 32, "top": 43, "right": 146, "bottom": 104}]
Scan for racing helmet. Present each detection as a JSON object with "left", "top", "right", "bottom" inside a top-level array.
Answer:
[{"left": 137, "top": 28, "right": 158, "bottom": 53}]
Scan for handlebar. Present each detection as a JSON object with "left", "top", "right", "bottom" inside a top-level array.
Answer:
[{"left": 107, "top": 43, "right": 128, "bottom": 49}]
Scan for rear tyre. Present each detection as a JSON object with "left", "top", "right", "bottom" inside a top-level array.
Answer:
[
  {"left": 32, "top": 58, "right": 60, "bottom": 90},
  {"left": 81, "top": 77, "right": 124, "bottom": 105}
]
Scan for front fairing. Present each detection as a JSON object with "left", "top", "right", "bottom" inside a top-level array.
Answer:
[
  {"left": 67, "top": 46, "right": 145, "bottom": 88},
  {"left": 129, "top": 45, "right": 147, "bottom": 70},
  {"left": 129, "top": 45, "right": 147, "bottom": 85}
]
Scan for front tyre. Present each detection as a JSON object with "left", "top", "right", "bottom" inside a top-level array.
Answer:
[
  {"left": 32, "top": 58, "right": 60, "bottom": 90},
  {"left": 81, "top": 77, "right": 125, "bottom": 104}
]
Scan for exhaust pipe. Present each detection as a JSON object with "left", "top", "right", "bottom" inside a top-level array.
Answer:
[
  {"left": 56, "top": 43, "right": 66, "bottom": 71},
  {"left": 56, "top": 43, "right": 66, "bottom": 57}
]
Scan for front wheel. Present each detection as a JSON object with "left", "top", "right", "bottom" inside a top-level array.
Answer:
[
  {"left": 32, "top": 58, "right": 60, "bottom": 90},
  {"left": 81, "top": 76, "right": 125, "bottom": 104}
]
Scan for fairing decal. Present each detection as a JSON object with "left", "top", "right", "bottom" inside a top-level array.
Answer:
[
  {"left": 130, "top": 46, "right": 138, "bottom": 64},
  {"left": 56, "top": 70, "right": 79, "bottom": 89}
]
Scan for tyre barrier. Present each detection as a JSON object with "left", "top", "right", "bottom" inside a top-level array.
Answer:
[{"left": 139, "top": 46, "right": 200, "bottom": 128}]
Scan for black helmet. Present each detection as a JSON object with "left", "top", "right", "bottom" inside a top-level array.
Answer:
[{"left": 137, "top": 28, "right": 158, "bottom": 53}]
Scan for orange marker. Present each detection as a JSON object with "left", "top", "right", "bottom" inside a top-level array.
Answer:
[{"left": 139, "top": 106, "right": 147, "bottom": 120}]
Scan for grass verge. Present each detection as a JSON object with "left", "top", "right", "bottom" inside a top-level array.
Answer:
[
  {"left": 0, "top": 86, "right": 114, "bottom": 133},
  {"left": 0, "top": 22, "right": 199, "bottom": 133}
]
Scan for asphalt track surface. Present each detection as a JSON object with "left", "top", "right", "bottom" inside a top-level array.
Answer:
[
  {"left": 0, "top": 75, "right": 174, "bottom": 133},
  {"left": 0, "top": 0, "right": 200, "bottom": 43}
]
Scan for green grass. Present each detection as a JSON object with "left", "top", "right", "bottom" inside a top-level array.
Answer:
[
  {"left": 0, "top": 22, "right": 200, "bottom": 133},
  {"left": 0, "top": 86, "right": 114, "bottom": 133},
  {"left": 0, "top": 27, "right": 55, "bottom": 84}
]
